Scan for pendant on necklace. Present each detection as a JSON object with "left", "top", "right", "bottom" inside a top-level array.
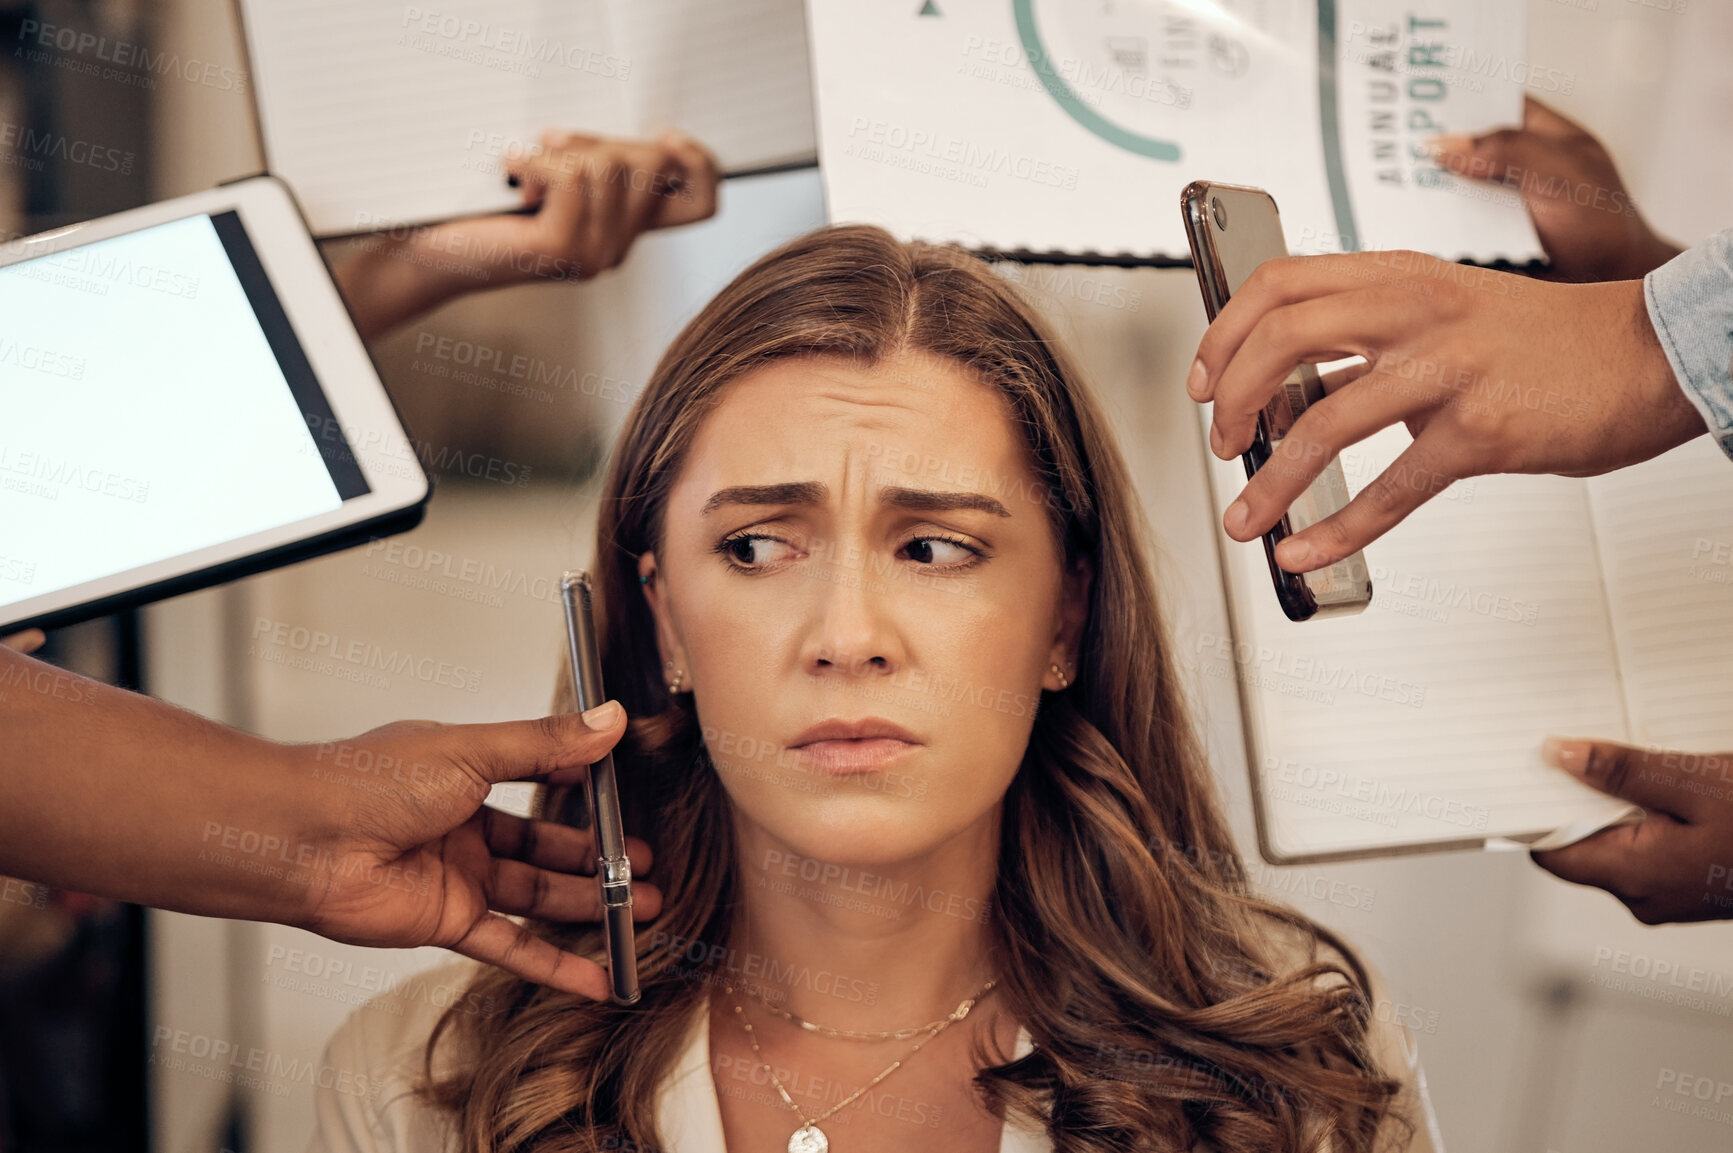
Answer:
[{"left": 788, "top": 1122, "right": 829, "bottom": 1153}]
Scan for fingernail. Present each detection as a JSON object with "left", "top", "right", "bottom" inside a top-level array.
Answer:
[
  {"left": 1224, "top": 498, "right": 1250, "bottom": 536},
  {"left": 1541, "top": 736, "right": 1585, "bottom": 774},
  {"left": 1209, "top": 424, "right": 1225, "bottom": 457},
  {"left": 581, "top": 700, "right": 623, "bottom": 728},
  {"left": 1427, "top": 133, "right": 1474, "bottom": 158},
  {"left": 1279, "top": 539, "right": 1313, "bottom": 570},
  {"left": 1186, "top": 358, "right": 1209, "bottom": 399}
]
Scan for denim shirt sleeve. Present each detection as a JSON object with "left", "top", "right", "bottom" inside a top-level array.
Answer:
[{"left": 1644, "top": 226, "right": 1733, "bottom": 462}]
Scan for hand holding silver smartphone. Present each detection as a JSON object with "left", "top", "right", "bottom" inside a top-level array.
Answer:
[
  {"left": 1180, "top": 181, "right": 1372, "bottom": 622},
  {"left": 560, "top": 570, "right": 642, "bottom": 1006}
]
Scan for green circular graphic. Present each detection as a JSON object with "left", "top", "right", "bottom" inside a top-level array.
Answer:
[{"left": 1011, "top": 0, "right": 1183, "bottom": 162}]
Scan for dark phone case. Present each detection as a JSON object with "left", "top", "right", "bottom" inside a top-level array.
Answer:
[{"left": 1180, "top": 182, "right": 1320, "bottom": 622}]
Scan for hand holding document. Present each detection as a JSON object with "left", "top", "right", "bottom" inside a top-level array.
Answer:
[
  {"left": 806, "top": 0, "right": 1543, "bottom": 261},
  {"left": 1431, "top": 97, "right": 1684, "bottom": 284},
  {"left": 1534, "top": 737, "right": 1733, "bottom": 925},
  {"left": 1199, "top": 422, "right": 1733, "bottom": 863}
]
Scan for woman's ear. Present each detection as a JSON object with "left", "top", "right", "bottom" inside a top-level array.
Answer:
[
  {"left": 638, "top": 551, "right": 693, "bottom": 692},
  {"left": 1045, "top": 555, "right": 1093, "bottom": 689}
]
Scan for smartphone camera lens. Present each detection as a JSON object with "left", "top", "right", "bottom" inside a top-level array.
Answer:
[{"left": 1211, "top": 196, "right": 1227, "bottom": 230}]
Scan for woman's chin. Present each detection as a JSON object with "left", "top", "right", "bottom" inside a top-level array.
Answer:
[{"left": 746, "top": 804, "right": 948, "bottom": 868}]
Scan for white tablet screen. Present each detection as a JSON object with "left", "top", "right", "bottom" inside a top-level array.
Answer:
[{"left": 0, "top": 211, "right": 371, "bottom": 613}]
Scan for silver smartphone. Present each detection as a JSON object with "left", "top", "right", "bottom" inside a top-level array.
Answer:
[
  {"left": 1180, "top": 181, "right": 1372, "bottom": 622},
  {"left": 560, "top": 570, "right": 641, "bottom": 1005}
]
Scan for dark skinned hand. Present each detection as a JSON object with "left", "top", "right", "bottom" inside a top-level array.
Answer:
[{"left": 1533, "top": 737, "right": 1733, "bottom": 924}]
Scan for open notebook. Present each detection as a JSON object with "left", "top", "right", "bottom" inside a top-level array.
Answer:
[
  {"left": 1201, "top": 418, "right": 1733, "bottom": 863},
  {"left": 236, "top": 0, "right": 817, "bottom": 237}
]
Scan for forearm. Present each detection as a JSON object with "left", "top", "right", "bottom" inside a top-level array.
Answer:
[
  {"left": 0, "top": 644, "right": 326, "bottom": 924},
  {"left": 328, "top": 232, "right": 488, "bottom": 343}
]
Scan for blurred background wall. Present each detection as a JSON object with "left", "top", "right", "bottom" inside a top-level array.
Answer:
[{"left": 3, "top": 1, "right": 1732, "bottom": 1151}]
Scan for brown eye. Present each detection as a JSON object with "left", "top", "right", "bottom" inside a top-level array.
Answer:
[
  {"left": 714, "top": 533, "right": 797, "bottom": 571},
  {"left": 903, "top": 536, "right": 980, "bottom": 566}
]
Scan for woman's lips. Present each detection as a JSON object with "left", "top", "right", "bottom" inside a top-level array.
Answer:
[{"left": 789, "top": 737, "right": 917, "bottom": 775}]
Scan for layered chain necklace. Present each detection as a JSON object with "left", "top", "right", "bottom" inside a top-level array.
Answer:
[{"left": 721, "top": 975, "right": 999, "bottom": 1153}]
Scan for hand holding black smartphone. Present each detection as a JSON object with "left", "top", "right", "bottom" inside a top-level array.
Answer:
[
  {"left": 560, "top": 570, "right": 642, "bottom": 1005},
  {"left": 1180, "top": 182, "right": 1372, "bottom": 622}
]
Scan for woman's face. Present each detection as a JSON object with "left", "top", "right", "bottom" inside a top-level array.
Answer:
[{"left": 639, "top": 350, "right": 1089, "bottom": 867}]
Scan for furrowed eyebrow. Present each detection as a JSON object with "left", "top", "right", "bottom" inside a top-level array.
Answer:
[
  {"left": 700, "top": 482, "right": 826, "bottom": 515},
  {"left": 700, "top": 482, "right": 1011, "bottom": 518},
  {"left": 880, "top": 485, "right": 1010, "bottom": 517}
]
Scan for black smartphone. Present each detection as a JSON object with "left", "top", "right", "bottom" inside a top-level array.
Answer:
[{"left": 1181, "top": 181, "right": 1372, "bottom": 621}]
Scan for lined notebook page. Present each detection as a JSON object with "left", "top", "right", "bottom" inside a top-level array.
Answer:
[
  {"left": 609, "top": 0, "right": 816, "bottom": 175},
  {"left": 1203, "top": 417, "right": 1634, "bottom": 860},
  {"left": 239, "top": 1, "right": 622, "bottom": 234},
  {"left": 1587, "top": 436, "right": 1733, "bottom": 750},
  {"left": 239, "top": 0, "right": 815, "bottom": 237}
]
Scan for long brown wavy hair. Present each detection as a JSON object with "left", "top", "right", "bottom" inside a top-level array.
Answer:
[{"left": 419, "top": 224, "right": 1415, "bottom": 1152}]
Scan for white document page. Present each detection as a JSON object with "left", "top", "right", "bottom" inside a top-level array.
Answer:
[
  {"left": 1203, "top": 418, "right": 1633, "bottom": 860},
  {"left": 1330, "top": 0, "right": 1541, "bottom": 259},
  {"left": 806, "top": 0, "right": 1539, "bottom": 261}
]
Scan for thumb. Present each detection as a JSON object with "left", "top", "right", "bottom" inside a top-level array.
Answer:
[
  {"left": 458, "top": 702, "right": 627, "bottom": 787},
  {"left": 1429, "top": 126, "right": 1562, "bottom": 189},
  {"left": 1541, "top": 736, "right": 1697, "bottom": 822}
]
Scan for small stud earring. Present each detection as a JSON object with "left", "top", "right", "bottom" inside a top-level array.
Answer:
[
  {"left": 1051, "top": 662, "right": 1070, "bottom": 690},
  {"left": 638, "top": 574, "right": 650, "bottom": 585},
  {"left": 664, "top": 660, "right": 685, "bottom": 694}
]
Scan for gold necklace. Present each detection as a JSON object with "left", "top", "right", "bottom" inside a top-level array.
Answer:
[
  {"left": 724, "top": 978, "right": 997, "bottom": 1153},
  {"left": 736, "top": 977, "right": 997, "bottom": 1041}
]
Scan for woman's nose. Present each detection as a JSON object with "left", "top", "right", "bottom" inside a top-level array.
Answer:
[{"left": 798, "top": 549, "right": 905, "bottom": 680}]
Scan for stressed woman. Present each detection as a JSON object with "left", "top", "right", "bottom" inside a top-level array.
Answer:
[{"left": 309, "top": 226, "right": 1443, "bottom": 1153}]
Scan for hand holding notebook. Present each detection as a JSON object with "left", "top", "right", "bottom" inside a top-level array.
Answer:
[
  {"left": 1533, "top": 737, "right": 1733, "bottom": 926},
  {"left": 331, "top": 128, "right": 722, "bottom": 340},
  {"left": 236, "top": 0, "right": 815, "bottom": 237}
]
